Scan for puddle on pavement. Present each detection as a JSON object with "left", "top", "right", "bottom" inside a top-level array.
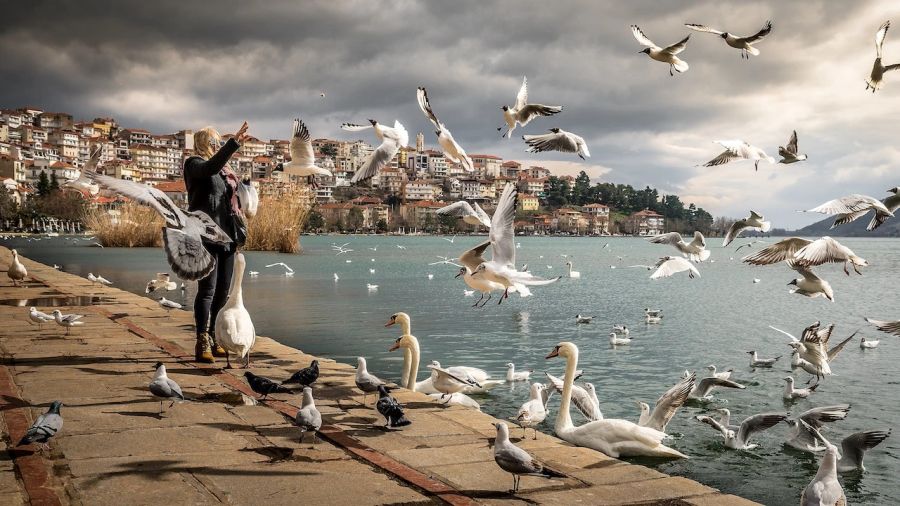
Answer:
[{"left": 0, "top": 295, "right": 117, "bottom": 307}]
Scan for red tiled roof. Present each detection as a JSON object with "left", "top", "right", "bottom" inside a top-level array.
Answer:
[
  {"left": 155, "top": 181, "right": 186, "bottom": 193},
  {"left": 632, "top": 209, "right": 663, "bottom": 217},
  {"left": 470, "top": 154, "right": 502, "bottom": 160}
]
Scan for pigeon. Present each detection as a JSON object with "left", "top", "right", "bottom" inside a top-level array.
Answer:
[
  {"left": 149, "top": 362, "right": 186, "bottom": 414},
  {"left": 355, "top": 357, "right": 385, "bottom": 404},
  {"left": 28, "top": 307, "right": 53, "bottom": 329},
  {"left": 146, "top": 272, "right": 177, "bottom": 294},
  {"left": 18, "top": 401, "right": 63, "bottom": 450},
  {"left": 51, "top": 310, "right": 84, "bottom": 335},
  {"left": 342, "top": 120, "right": 408, "bottom": 183},
  {"left": 867, "top": 20, "right": 900, "bottom": 93},
  {"left": 723, "top": 211, "right": 771, "bottom": 247},
  {"left": 493, "top": 422, "right": 564, "bottom": 492},
  {"left": 523, "top": 128, "right": 590, "bottom": 160},
  {"left": 416, "top": 87, "right": 474, "bottom": 172},
  {"left": 282, "top": 360, "right": 319, "bottom": 387},
  {"left": 279, "top": 118, "right": 334, "bottom": 183},
  {"left": 375, "top": 385, "right": 411, "bottom": 428},
  {"left": 649, "top": 231, "right": 710, "bottom": 262},
  {"left": 802, "top": 194, "right": 894, "bottom": 230},
  {"left": 631, "top": 25, "right": 690, "bottom": 76},
  {"left": 87, "top": 273, "right": 112, "bottom": 286},
  {"left": 777, "top": 130, "right": 807, "bottom": 164},
  {"left": 436, "top": 201, "right": 492, "bottom": 228},
  {"left": 244, "top": 372, "right": 290, "bottom": 399},
  {"left": 700, "top": 140, "right": 775, "bottom": 171},
  {"left": 499, "top": 76, "right": 563, "bottom": 138},
  {"left": 685, "top": 20, "right": 773, "bottom": 59},
  {"left": 294, "top": 387, "right": 322, "bottom": 444},
  {"left": 650, "top": 256, "right": 700, "bottom": 280},
  {"left": 83, "top": 165, "right": 232, "bottom": 280}
]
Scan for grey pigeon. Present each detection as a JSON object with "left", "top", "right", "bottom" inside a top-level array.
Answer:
[
  {"left": 375, "top": 385, "right": 410, "bottom": 428},
  {"left": 149, "top": 362, "right": 186, "bottom": 414},
  {"left": 493, "top": 422, "right": 564, "bottom": 493},
  {"left": 244, "top": 372, "right": 290, "bottom": 399},
  {"left": 283, "top": 360, "right": 319, "bottom": 387},
  {"left": 294, "top": 387, "right": 322, "bottom": 443},
  {"left": 18, "top": 400, "right": 63, "bottom": 450}
]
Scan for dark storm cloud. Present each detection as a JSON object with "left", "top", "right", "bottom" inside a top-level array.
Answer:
[{"left": 1, "top": 1, "right": 896, "bottom": 226}]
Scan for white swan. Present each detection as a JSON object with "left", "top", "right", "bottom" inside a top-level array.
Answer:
[
  {"left": 565, "top": 261, "right": 580, "bottom": 278},
  {"left": 7, "top": 249, "right": 27, "bottom": 286},
  {"left": 386, "top": 313, "right": 439, "bottom": 394},
  {"left": 214, "top": 252, "right": 256, "bottom": 368},
  {"left": 546, "top": 341, "right": 687, "bottom": 458}
]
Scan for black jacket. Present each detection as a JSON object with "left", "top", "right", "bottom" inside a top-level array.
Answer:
[{"left": 183, "top": 138, "right": 243, "bottom": 247}]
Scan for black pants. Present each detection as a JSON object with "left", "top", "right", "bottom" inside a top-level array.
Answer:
[{"left": 194, "top": 244, "right": 235, "bottom": 338}]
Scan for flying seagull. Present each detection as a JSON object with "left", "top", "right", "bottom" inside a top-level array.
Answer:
[
  {"left": 492, "top": 422, "right": 564, "bottom": 493},
  {"left": 18, "top": 401, "right": 63, "bottom": 450},
  {"left": 867, "top": 186, "right": 900, "bottom": 231},
  {"left": 723, "top": 211, "right": 771, "bottom": 247},
  {"left": 650, "top": 256, "right": 700, "bottom": 280},
  {"left": 342, "top": 119, "right": 408, "bottom": 183},
  {"left": 742, "top": 236, "right": 867, "bottom": 276},
  {"left": 416, "top": 87, "right": 474, "bottom": 172},
  {"left": 649, "top": 231, "right": 710, "bottom": 262},
  {"left": 700, "top": 140, "right": 775, "bottom": 171},
  {"left": 631, "top": 25, "right": 690, "bottom": 76},
  {"left": 866, "top": 317, "right": 900, "bottom": 337},
  {"left": 867, "top": 20, "right": 900, "bottom": 93},
  {"left": 777, "top": 130, "right": 807, "bottom": 164},
  {"left": 84, "top": 164, "right": 232, "bottom": 280},
  {"left": 802, "top": 194, "right": 894, "bottom": 230},
  {"left": 685, "top": 20, "right": 773, "bottom": 59},
  {"left": 436, "top": 201, "right": 492, "bottom": 228},
  {"left": 63, "top": 144, "right": 101, "bottom": 196},
  {"left": 696, "top": 410, "right": 786, "bottom": 450},
  {"left": 146, "top": 272, "right": 177, "bottom": 294},
  {"left": 523, "top": 128, "right": 590, "bottom": 160},
  {"left": 784, "top": 405, "right": 851, "bottom": 452},
  {"left": 499, "top": 76, "right": 563, "bottom": 138},
  {"left": 279, "top": 118, "right": 334, "bottom": 183}
]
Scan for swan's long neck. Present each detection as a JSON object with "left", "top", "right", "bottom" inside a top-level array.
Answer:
[
  {"left": 400, "top": 320, "right": 411, "bottom": 336},
  {"left": 401, "top": 348, "right": 411, "bottom": 387},
  {"left": 556, "top": 349, "right": 578, "bottom": 431},
  {"left": 405, "top": 336, "right": 420, "bottom": 391},
  {"left": 228, "top": 254, "right": 245, "bottom": 307}
]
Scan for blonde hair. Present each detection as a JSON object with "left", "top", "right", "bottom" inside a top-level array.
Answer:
[{"left": 194, "top": 127, "right": 221, "bottom": 159}]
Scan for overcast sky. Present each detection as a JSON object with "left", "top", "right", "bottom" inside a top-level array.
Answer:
[{"left": 3, "top": 1, "right": 899, "bottom": 227}]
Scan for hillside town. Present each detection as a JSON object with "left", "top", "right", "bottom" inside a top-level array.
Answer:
[{"left": 0, "top": 106, "right": 714, "bottom": 235}]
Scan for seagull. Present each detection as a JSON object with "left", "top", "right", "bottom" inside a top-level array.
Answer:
[
  {"left": 867, "top": 20, "right": 900, "bottom": 93},
  {"left": 575, "top": 314, "right": 593, "bottom": 324},
  {"left": 523, "top": 128, "right": 590, "bottom": 160},
  {"left": 426, "top": 363, "right": 482, "bottom": 396},
  {"left": 705, "top": 365, "right": 733, "bottom": 380},
  {"left": 784, "top": 405, "right": 851, "bottom": 452},
  {"left": 859, "top": 336, "right": 880, "bottom": 349},
  {"left": 834, "top": 429, "right": 892, "bottom": 473},
  {"left": 868, "top": 187, "right": 900, "bottom": 230},
  {"left": 613, "top": 325, "right": 630, "bottom": 337},
  {"left": 609, "top": 332, "right": 631, "bottom": 346},
  {"left": 248, "top": 271, "right": 259, "bottom": 277},
  {"left": 696, "top": 410, "right": 786, "bottom": 450},
  {"left": 244, "top": 372, "right": 291, "bottom": 399},
  {"left": 513, "top": 383, "right": 547, "bottom": 439},
  {"left": 685, "top": 20, "right": 773, "bottom": 59},
  {"left": 443, "top": 235, "right": 457, "bottom": 244},
  {"left": 265, "top": 262, "right": 295, "bottom": 276},
  {"left": 416, "top": 87, "right": 474, "bottom": 172},
  {"left": 636, "top": 372, "right": 695, "bottom": 432},
  {"left": 470, "top": 183, "right": 560, "bottom": 302},
  {"left": 700, "top": 140, "right": 775, "bottom": 171},
  {"left": 279, "top": 118, "right": 334, "bottom": 182},
  {"left": 802, "top": 194, "right": 894, "bottom": 230},
  {"left": 463, "top": 289, "right": 474, "bottom": 297},
  {"left": 688, "top": 373, "right": 745, "bottom": 400},
  {"left": 505, "top": 363, "right": 532, "bottom": 382},
  {"left": 396, "top": 244, "right": 407, "bottom": 250},
  {"left": 493, "top": 422, "right": 564, "bottom": 492},
  {"left": 51, "top": 310, "right": 84, "bottom": 335},
  {"left": 63, "top": 144, "right": 101, "bottom": 196},
  {"left": 146, "top": 273, "right": 177, "bottom": 294},
  {"left": 428, "top": 255, "right": 461, "bottom": 267},
  {"left": 783, "top": 376, "right": 818, "bottom": 400},
  {"left": 158, "top": 297, "right": 182, "bottom": 313},
  {"left": 742, "top": 236, "right": 867, "bottom": 276},
  {"left": 376, "top": 385, "right": 411, "bottom": 429},
  {"left": 367, "top": 283, "right": 378, "bottom": 291},
  {"left": 6, "top": 249, "right": 26, "bottom": 287},
  {"left": 283, "top": 360, "right": 319, "bottom": 387},
  {"left": 498, "top": 76, "right": 563, "bottom": 139},
  {"left": 778, "top": 130, "right": 807, "bottom": 164},
  {"left": 866, "top": 317, "right": 900, "bottom": 337},
  {"left": 544, "top": 372, "right": 601, "bottom": 421},
  {"left": 723, "top": 211, "right": 771, "bottom": 247},
  {"left": 649, "top": 231, "right": 710, "bottom": 262},
  {"left": 369, "top": 268, "right": 376, "bottom": 274},
  {"left": 770, "top": 323, "right": 856, "bottom": 380},
  {"left": 747, "top": 351, "right": 780, "bottom": 368},
  {"left": 341, "top": 119, "right": 408, "bottom": 184},
  {"left": 17, "top": 400, "right": 63, "bottom": 450},
  {"left": 355, "top": 357, "right": 385, "bottom": 405},
  {"left": 294, "top": 387, "right": 322, "bottom": 443},
  {"left": 631, "top": 25, "right": 690, "bottom": 76},
  {"left": 650, "top": 256, "right": 700, "bottom": 280},
  {"left": 87, "top": 273, "right": 112, "bottom": 286},
  {"left": 28, "top": 307, "right": 53, "bottom": 329},
  {"left": 799, "top": 420, "right": 847, "bottom": 505},
  {"left": 148, "top": 362, "right": 186, "bottom": 414},
  {"left": 333, "top": 273, "right": 339, "bottom": 282},
  {"left": 84, "top": 165, "right": 232, "bottom": 280},
  {"left": 436, "top": 201, "right": 492, "bottom": 228}
]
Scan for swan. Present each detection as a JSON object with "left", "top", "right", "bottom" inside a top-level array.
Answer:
[
  {"left": 7, "top": 249, "right": 27, "bottom": 286},
  {"left": 565, "top": 261, "right": 580, "bottom": 278},
  {"left": 546, "top": 342, "right": 687, "bottom": 458},
  {"left": 385, "top": 313, "right": 439, "bottom": 394},
  {"left": 214, "top": 252, "right": 256, "bottom": 368},
  {"left": 429, "top": 392, "right": 480, "bottom": 410},
  {"left": 609, "top": 332, "right": 631, "bottom": 346}
]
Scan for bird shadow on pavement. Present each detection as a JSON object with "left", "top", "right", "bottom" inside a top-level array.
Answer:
[{"left": 79, "top": 459, "right": 316, "bottom": 488}]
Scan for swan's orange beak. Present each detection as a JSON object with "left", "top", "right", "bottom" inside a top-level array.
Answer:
[
  {"left": 388, "top": 339, "right": 400, "bottom": 352},
  {"left": 384, "top": 319, "right": 395, "bottom": 327},
  {"left": 546, "top": 347, "right": 560, "bottom": 359}
]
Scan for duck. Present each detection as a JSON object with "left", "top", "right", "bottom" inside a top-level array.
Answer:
[
  {"left": 546, "top": 342, "right": 686, "bottom": 458},
  {"left": 214, "top": 252, "right": 256, "bottom": 368},
  {"left": 565, "top": 261, "right": 580, "bottom": 278},
  {"left": 7, "top": 249, "right": 26, "bottom": 286},
  {"left": 609, "top": 332, "right": 631, "bottom": 346},
  {"left": 506, "top": 363, "right": 532, "bottom": 382}
]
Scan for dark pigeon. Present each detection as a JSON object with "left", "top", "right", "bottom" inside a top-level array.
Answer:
[
  {"left": 19, "top": 401, "right": 63, "bottom": 449},
  {"left": 283, "top": 360, "right": 319, "bottom": 387},
  {"left": 376, "top": 385, "right": 411, "bottom": 428},
  {"left": 245, "top": 372, "right": 291, "bottom": 399}
]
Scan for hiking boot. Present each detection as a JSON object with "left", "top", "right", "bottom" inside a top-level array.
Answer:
[
  {"left": 195, "top": 332, "right": 215, "bottom": 363},
  {"left": 211, "top": 335, "right": 227, "bottom": 358}
]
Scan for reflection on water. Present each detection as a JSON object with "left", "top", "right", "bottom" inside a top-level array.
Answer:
[{"left": 4, "top": 234, "right": 900, "bottom": 506}]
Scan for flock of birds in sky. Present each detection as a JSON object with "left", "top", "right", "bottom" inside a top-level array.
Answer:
[{"left": 9, "top": 15, "right": 900, "bottom": 506}]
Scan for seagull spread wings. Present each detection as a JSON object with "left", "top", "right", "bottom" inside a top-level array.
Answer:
[
  {"left": 523, "top": 129, "right": 590, "bottom": 159},
  {"left": 283, "top": 118, "right": 332, "bottom": 177},
  {"left": 436, "top": 201, "right": 492, "bottom": 228},
  {"left": 515, "top": 76, "right": 529, "bottom": 111},
  {"left": 684, "top": 23, "right": 724, "bottom": 35},
  {"left": 741, "top": 237, "right": 811, "bottom": 265},
  {"left": 350, "top": 120, "right": 408, "bottom": 183},
  {"left": 459, "top": 241, "right": 491, "bottom": 271},
  {"left": 866, "top": 317, "right": 900, "bottom": 337},
  {"left": 84, "top": 167, "right": 231, "bottom": 280},
  {"left": 779, "top": 130, "right": 799, "bottom": 157},
  {"left": 642, "top": 373, "right": 695, "bottom": 431},
  {"left": 631, "top": 24, "right": 657, "bottom": 47},
  {"left": 743, "top": 21, "right": 773, "bottom": 44},
  {"left": 490, "top": 183, "right": 518, "bottom": 268},
  {"left": 650, "top": 256, "right": 700, "bottom": 279}
]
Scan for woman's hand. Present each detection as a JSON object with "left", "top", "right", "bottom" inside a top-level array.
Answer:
[{"left": 233, "top": 122, "right": 250, "bottom": 144}]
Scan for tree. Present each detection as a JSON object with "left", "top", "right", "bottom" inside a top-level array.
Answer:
[
  {"left": 423, "top": 212, "right": 435, "bottom": 233},
  {"left": 37, "top": 171, "right": 50, "bottom": 197},
  {"left": 438, "top": 214, "right": 457, "bottom": 233},
  {"left": 306, "top": 210, "right": 325, "bottom": 232},
  {"left": 376, "top": 219, "right": 388, "bottom": 233},
  {"left": 571, "top": 171, "right": 591, "bottom": 205},
  {"left": 347, "top": 207, "right": 364, "bottom": 231},
  {"left": 0, "top": 188, "right": 17, "bottom": 220},
  {"left": 320, "top": 144, "right": 338, "bottom": 158},
  {"left": 49, "top": 172, "right": 60, "bottom": 191},
  {"left": 545, "top": 176, "right": 570, "bottom": 207}
]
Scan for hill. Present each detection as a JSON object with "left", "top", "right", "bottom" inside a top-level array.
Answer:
[{"left": 792, "top": 213, "right": 900, "bottom": 237}]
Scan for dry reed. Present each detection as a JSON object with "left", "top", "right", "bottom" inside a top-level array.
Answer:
[
  {"left": 84, "top": 203, "right": 163, "bottom": 247},
  {"left": 244, "top": 191, "right": 310, "bottom": 253}
]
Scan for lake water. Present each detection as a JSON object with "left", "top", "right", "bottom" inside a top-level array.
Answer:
[{"left": 5, "top": 234, "right": 898, "bottom": 505}]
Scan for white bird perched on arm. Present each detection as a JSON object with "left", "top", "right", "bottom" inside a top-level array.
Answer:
[
  {"left": 631, "top": 25, "right": 690, "bottom": 76},
  {"left": 700, "top": 140, "right": 774, "bottom": 171},
  {"left": 342, "top": 119, "right": 408, "bottom": 184},
  {"left": 649, "top": 231, "right": 710, "bottom": 262},
  {"left": 436, "top": 200, "right": 492, "bottom": 228},
  {"left": 777, "top": 130, "right": 807, "bottom": 164},
  {"left": 523, "top": 128, "right": 590, "bottom": 160},
  {"left": 723, "top": 211, "right": 771, "bottom": 247},
  {"left": 802, "top": 193, "right": 895, "bottom": 230},
  {"left": 279, "top": 118, "right": 334, "bottom": 181},
  {"left": 685, "top": 20, "right": 773, "bottom": 59},
  {"left": 867, "top": 20, "right": 900, "bottom": 93},
  {"left": 416, "top": 87, "right": 473, "bottom": 172},
  {"left": 499, "top": 76, "right": 563, "bottom": 139}
]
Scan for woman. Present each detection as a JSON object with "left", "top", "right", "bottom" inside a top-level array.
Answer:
[{"left": 183, "top": 121, "right": 250, "bottom": 363}]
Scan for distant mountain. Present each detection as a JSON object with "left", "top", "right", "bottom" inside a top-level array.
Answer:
[{"left": 792, "top": 213, "right": 900, "bottom": 237}]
